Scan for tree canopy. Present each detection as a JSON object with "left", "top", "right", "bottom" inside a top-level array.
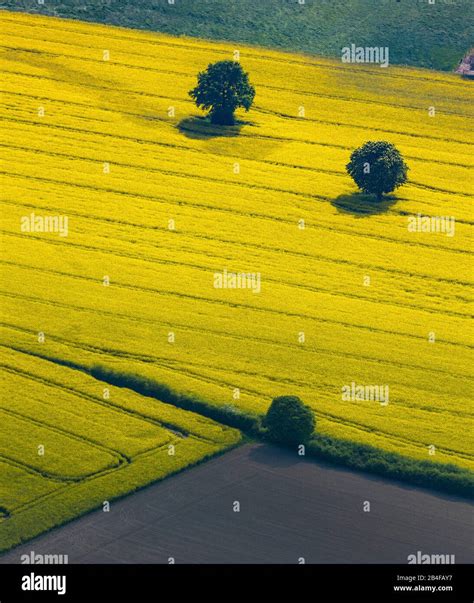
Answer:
[
  {"left": 264, "top": 395, "right": 315, "bottom": 446},
  {"left": 189, "top": 60, "right": 255, "bottom": 125},
  {"left": 346, "top": 141, "right": 409, "bottom": 199}
]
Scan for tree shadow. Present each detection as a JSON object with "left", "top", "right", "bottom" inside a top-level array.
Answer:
[
  {"left": 332, "top": 191, "right": 399, "bottom": 217},
  {"left": 248, "top": 443, "right": 302, "bottom": 469},
  {"left": 177, "top": 116, "right": 251, "bottom": 140}
]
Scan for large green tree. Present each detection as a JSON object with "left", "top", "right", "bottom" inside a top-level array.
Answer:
[
  {"left": 264, "top": 396, "right": 315, "bottom": 446},
  {"left": 189, "top": 60, "right": 255, "bottom": 125},
  {"left": 346, "top": 141, "right": 409, "bottom": 200}
]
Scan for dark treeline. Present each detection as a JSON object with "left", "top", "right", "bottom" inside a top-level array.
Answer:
[{"left": 90, "top": 364, "right": 474, "bottom": 500}]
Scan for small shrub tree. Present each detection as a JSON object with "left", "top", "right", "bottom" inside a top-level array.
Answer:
[
  {"left": 264, "top": 395, "right": 315, "bottom": 446},
  {"left": 189, "top": 60, "right": 255, "bottom": 125},
  {"left": 346, "top": 141, "right": 408, "bottom": 200}
]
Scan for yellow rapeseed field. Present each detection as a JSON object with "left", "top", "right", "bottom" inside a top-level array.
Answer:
[{"left": 0, "top": 11, "right": 473, "bottom": 549}]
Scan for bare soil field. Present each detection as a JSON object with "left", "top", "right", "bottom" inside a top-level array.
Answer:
[{"left": 1, "top": 443, "right": 472, "bottom": 564}]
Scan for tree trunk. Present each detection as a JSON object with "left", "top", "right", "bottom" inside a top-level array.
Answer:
[{"left": 210, "top": 107, "right": 235, "bottom": 125}]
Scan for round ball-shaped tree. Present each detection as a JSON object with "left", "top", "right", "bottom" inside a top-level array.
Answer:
[
  {"left": 189, "top": 60, "right": 255, "bottom": 125},
  {"left": 346, "top": 141, "right": 409, "bottom": 200},
  {"left": 264, "top": 395, "right": 315, "bottom": 446}
]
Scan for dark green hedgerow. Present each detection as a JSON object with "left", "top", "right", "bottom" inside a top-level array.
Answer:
[
  {"left": 90, "top": 365, "right": 262, "bottom": 435},
  {"left": 305, "top": 436, "right": 474, "bottom": 498},
  {"left": 90, "top": 364, "right": 473, "bottom": 499}
]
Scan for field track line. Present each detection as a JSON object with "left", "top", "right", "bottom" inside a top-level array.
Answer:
[
  {"left": 2, "top": 78, "right": 472, "bottom": 151},
  {"left": 0, "top": 14, "right": 469, "bottom": 87},
  {"left": 30, "top": 352, "right": 474, "bottom": 466},
  {"left": 2, "top": 341, "right": 473, "bottom": 464},
  {"left": 0, "top": 240, "right": 471, "bottom": 321},
  {"left": 1, "top": 276, "right": 472, "bottom": 351},
  {"left": 4, "top": 337, "right": 473, "bottom": 436},
  {"left": 2, "top": 42, "right": 472, "bottom": 122},
  {"left": 1, "top": 14, "right": 472, "bottom": 496},
  {"left": 5, "top": 135, "right": 471, "bottom": 206},
  {"left": 3, "top": 75, "right": 472, "bottom": 128},
  {"left": 2, "top": 84, "right": 472, "bottom": 174},
  {"left": 2, "top": 83, "right": 473, "bottom": 160},
  {"left": 0, "top": 445, "right": 115, "bottom": 483},
  {"left": 2, "top": 137, "right": 473, "bottom": 203},
  {"left": 2, "top": 362, "right": 183, "bottom": 438},
  {"left": 2, "top": 171, "right": 473, "bottom": 258},
  {"left": 0, "top": 454, "right": 65, "bottom": 483},
  {"left": 2, "top": 90, "right": 473, "bottom": 169},
  {"left": 0, "top": 404, "right": 127, "bottom": 468},
  {"left": 1, "top": 351, "right": 238, "bottom": 445},
  {"left": 2, "top": 279, "right": 473, "bottom": 354},
  {"left": 1, "top": 361, "right": 220, "bottom": 443},
  {"left": 1, "top": 205, "right": 473, "bottom": 286},
  {"left": 1, "top": 261, "right": 472, "bottom": 380},
  {"left": 0, "top": 458, "right": 68, "bottom": 516}
]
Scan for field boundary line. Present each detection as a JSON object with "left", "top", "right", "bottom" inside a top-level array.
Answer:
[
  {"left": 0, "top": 12, "right": 469, "bottom": 86},
  {"left": 2, "top": 282, "right": 473, "bottom": 351}
]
